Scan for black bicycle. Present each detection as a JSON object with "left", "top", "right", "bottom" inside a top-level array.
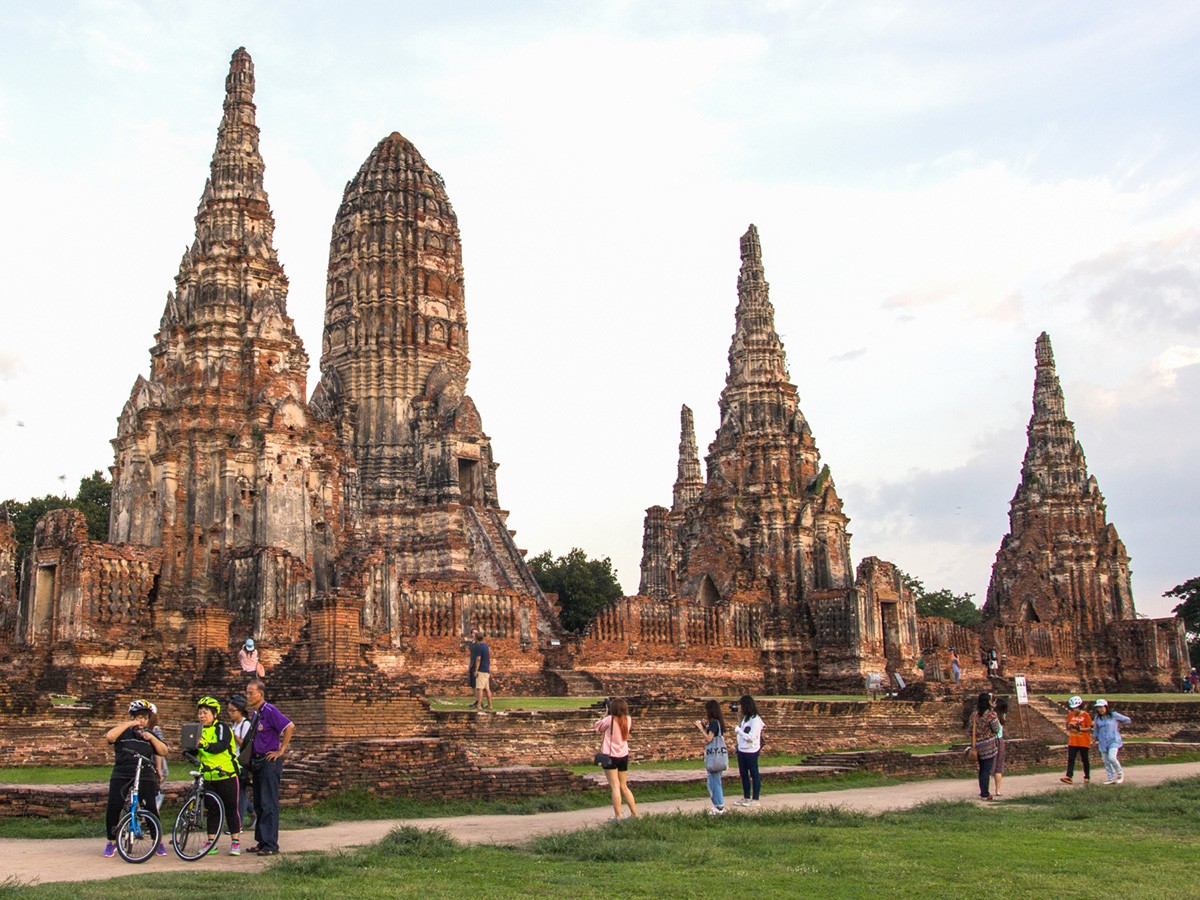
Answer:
[
  {"left": 116, "top": 753, "right": 161, "bottom": 863},
  {"left": 172, "top": 753, "right": 225, "bottom": 861}
]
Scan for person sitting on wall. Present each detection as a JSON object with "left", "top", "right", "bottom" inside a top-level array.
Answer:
[{"left": 238, "top": 638, "right": 265, "bottom": 677}]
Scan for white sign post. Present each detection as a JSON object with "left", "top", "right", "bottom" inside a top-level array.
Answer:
[
  {"left": 1013, "top": 673, "right": 1030, "bottom": 738},
  {"left": 1014, "top": 674, "right": 1029, "bottom": 705}
]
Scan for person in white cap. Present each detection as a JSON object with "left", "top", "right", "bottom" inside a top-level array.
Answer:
[
  {"left": 1092, "top": 699, "right": 1131, "bottom": 784},
  {"left": 239, "top": 638, "right": 264, "bottom": 676}
]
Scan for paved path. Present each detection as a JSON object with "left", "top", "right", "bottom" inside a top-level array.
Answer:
[{"left": 4, "top": 760, "right": 1199, "bottom": 887}]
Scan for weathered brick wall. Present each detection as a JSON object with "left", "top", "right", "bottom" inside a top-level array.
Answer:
[
  {"left": 435, "top": 698, "right": 974, "bottom": 768},
  {"left": 283, "top": 738, "right": 591, "bottom": 806}
]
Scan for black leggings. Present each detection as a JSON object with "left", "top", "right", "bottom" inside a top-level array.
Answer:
[
  {"left": 105, "top": 773, "right": 159, "bottom": 841},
  {"left": 204, "top": 776, "right": 242, "bottom": 836},
  {"left": 1066, "top": 746, "right": 1091, "bottom": 780}
]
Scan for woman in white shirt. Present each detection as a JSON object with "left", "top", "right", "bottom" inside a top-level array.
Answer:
[{"left": 734, "top": 694, "right": 765, "bottom": 807}]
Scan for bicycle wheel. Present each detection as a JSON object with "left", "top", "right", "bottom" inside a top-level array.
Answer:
[
  {"left": 116, "top": 808, "right": 160, "bottom": 863},
  {"left": 173, "top": 793, "right": 213, "bottom": 861}
]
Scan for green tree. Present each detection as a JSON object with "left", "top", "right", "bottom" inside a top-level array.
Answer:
[
  {"left": 74, "top": 470, "right": 112, "bottom": 542},
  {"left": 2, "top": 470, "right": 111, "bottom": 567},
  {"left": 528, "top": 548, "right": 623, "bottom": 633},
  {"left": 900, "top": 571, "right": 982, "bottom": 627},
  {"left": 1166, "top": 577, "right": 1200, "bottom": 669}
]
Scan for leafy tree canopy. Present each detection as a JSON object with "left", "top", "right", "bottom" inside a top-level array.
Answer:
[
  {"left": 528, "top": 548, "right": 623, "bottom": 634},
  {"left": 1167, "top": 577, "right": 1200, "bottom": 669},
  {"left": 2, "top": 470, "right": 111, "bottom": 566},
  {"left": 900, "top": 571, "right": 982, "bottom": 628}
]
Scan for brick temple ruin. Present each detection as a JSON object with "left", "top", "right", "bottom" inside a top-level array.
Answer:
[
  {"left": 976, "top": 333, "right": 1187, "bottom": 689},
  {"left": 0, "top": 49, "right": 1186, "bottom": 753}
]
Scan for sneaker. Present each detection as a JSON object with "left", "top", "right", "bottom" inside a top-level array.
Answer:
[
  {"left": 103, "top": 842, "right": 116, "bottom": 858},
  {"left": 207, "top": 840, "right": 220, "bottom": 856},
  {"left": 735, "top": 798, "right": 754, "bottom": 807},
  {"left": 155, "top": 842, "right": 167, "bottom": 857},
  {"left": 230, "top": 841, "right": 241, "bottom": 856},
  {"left": 1115, "top": 775, "right": 1124, "bottom": 784},
  {"left": 1084, "top": 777, "right": 1090, "bottom": 784},
  {"left": 1059, "top": 776, "right": 1073, "bottom": 784},
  {"left": 707, "top": 806, "right": 726, "bottom": 815},
  {"left": 1103, "top": 780, "right": 1115, "bottom": 785}
]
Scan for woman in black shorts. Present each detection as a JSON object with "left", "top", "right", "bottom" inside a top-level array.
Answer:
[{"left": 595, "top": 697, "right": 638, "bottom": 821}]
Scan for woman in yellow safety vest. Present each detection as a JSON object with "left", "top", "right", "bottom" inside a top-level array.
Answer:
[{"left": 195, "top": 696, "right": 244, "bottom": 856}]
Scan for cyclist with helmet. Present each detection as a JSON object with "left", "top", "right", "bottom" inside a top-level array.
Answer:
[
  {"left": 194, "top": 696, "right": 244, "bottom": 856},
  {"left": 1060, "top": 695, "right": 1094, "bottom": 784},
  {"left": 103, "top": 699, "right": 168, "bottom": 858}
]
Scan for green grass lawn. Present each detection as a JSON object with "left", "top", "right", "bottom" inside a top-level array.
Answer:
[
  {"left": 0, "top": 767, "right": 111, "bottom": 784},
  {"left": 428, "top": 694, "right": 879, "bottom": 711},
  {"left": 6, "top": 776, "right": 1200, "bottom": 898},
  {"left": 1041, "top": 692, "right": 1200, "bottom": 702},
  {"left": 428, "top": 696, "right": 605, "bottom": 711}
]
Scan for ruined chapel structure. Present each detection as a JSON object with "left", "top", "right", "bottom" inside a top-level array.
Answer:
[{"left": 0, "top": 49, "right": 1185, "bottom": 734}]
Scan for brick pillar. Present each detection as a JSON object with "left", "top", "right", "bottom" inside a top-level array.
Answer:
[
  {"left": 188, "top": 606, "right": 233, "bottom": 666},
  {"left": 308, "top": 593, "right": 365, "bottom": 668}
]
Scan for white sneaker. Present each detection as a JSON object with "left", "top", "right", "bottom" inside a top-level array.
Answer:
[
  {"left": 1103, "top": 780, "right": 1115, "bottom": 785},
  {"left": 735, "top": 798, "right": 753, "bottom": 807},
  {"left": 1115, "top": 775, "right": 1124, "bottom": 784},
  {"left": 707, "top": 806, "right": 726, "bottom": 815}
]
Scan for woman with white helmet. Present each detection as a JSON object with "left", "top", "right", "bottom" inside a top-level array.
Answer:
[
  {"left": 102, "top": 698, "right": 169, "bottom": 857},
  {"left": 1060, "top": 695, "right": 1094, "bottom": 785}
]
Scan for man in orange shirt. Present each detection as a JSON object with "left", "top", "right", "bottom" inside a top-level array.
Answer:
[{"left": 1060, "top": 695, "right": 1093, "bottom": 784}]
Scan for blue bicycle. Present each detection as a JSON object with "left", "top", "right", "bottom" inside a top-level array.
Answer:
[{"left": 116, "top": 753, "right": 161, "bottom": 863}]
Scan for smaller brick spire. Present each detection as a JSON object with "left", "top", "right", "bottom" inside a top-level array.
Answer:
[
  {"left": 723, "top": 224, "right": 788, "bottom": 395},
  {"left": 672, "top": 405, "right": 705, "bottom": 514}
]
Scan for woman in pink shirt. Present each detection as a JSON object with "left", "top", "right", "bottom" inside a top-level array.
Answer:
[{"left": 595, "top": 697, "right": 638, "bottom": 821}]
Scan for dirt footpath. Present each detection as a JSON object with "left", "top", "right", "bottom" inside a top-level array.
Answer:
[{"left": 4, "top": 761, "right": 1198, "bottom": 887}]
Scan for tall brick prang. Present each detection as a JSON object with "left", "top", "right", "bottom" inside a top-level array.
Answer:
[
  {"left": 982, "top": 332, "right": 1186, "bottom": 688},
  {"left": 106, "top": 48, "right": 344, "bottom": 639}
]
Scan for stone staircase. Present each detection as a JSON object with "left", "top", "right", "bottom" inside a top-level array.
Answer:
[
  {"left": 800, "top": 751, "right": 871, "bottom": 770},
  {"left": 465, "top": 506, "right": 565, "bottom": 643},
  {"left": 1016, "top": 695, "right": 1069, "bottom": 744},
  {"left": 545, "top": 669, "right": 604, "bottom": 697}
]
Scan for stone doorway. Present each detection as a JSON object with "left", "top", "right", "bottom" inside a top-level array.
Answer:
[
  {"left": 458, "top": 458, "right": 481, "bottom": 506},
  {"left": 880, "top": 600, "right": 901, "bottom": 670},
  {"left": 31, "top": 565, "right": 56, "bottom": 642}
]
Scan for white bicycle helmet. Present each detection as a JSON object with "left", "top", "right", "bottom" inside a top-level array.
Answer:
[{"left": 1067, "top": 695, "right": 1083, "bottom": 709}]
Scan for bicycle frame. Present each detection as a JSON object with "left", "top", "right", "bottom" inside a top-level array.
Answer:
[{"left": 124, "top": 755, "right": 150, "bottom": 838}]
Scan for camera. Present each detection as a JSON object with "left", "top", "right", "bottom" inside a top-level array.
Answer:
[{"left": 730, "top": 702, "right": 740, "bottom": 713}]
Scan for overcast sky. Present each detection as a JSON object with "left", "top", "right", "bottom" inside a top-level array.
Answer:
[{"left": 1, "top": 2, "right": 1197, "bottom": 618}]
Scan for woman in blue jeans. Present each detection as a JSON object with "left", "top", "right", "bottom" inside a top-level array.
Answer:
[
  {"left": 734, "top": 695, "right": 765, "bottom": 807},
  {"left": 694, "top": 700, "right": 728, "bottom": 814}
]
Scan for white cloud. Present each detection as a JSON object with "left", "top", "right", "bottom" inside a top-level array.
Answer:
[{"left": 1154, "top": 345, "right": 1200, "bottom": 387}]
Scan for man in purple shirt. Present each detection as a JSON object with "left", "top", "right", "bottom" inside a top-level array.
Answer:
[{"left": 245, "top": 679, "right": 294, "bottom": 855}]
